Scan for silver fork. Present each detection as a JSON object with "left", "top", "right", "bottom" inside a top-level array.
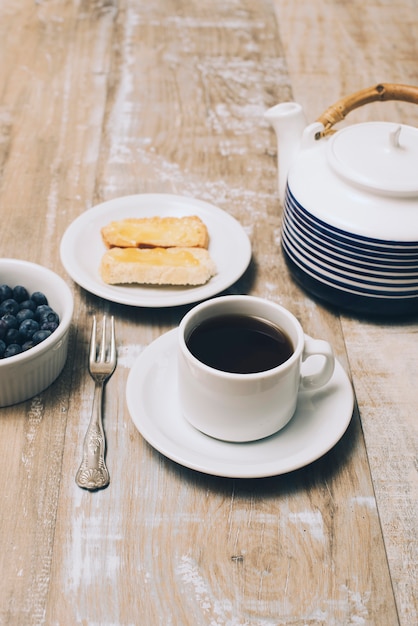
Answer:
[{"left": 76, "top": 315, "right": 116, "bottom": 491}]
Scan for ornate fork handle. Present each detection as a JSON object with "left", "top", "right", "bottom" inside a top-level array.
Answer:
[{"left": 75, "top": 381, "right": 110, "bottom": 490}]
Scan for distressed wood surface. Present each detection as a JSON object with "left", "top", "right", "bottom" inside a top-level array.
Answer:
[
  {"left": 0, "top": 0, "right": 415, "bottom": 624},
  {"left": 273, "top": 1, "right": 418, "bottom": 623}
]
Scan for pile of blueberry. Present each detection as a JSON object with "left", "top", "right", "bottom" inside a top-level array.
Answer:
[{"left": 0, "top": 284, "right": 60, "bottom": 359}]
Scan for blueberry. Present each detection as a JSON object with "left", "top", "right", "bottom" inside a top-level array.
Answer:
[
  {"left": 4, "top": 343, "right": 23, "bottom": 357},
  {"left": 40, "top": 321, "right": 59, "bottom": 333},
  {"left": 31, "top": 292, "right": 48, "bottom": 307},
  {"left": 5, "top": 328, "right": 23, "bottom": 345},
  {"left": 0, "top": 298, "right": 19, "bottom": 316},
  {"left": 0, "top": 285, "right": 59, "bottom": 358},
  {"left": 19, "top": 299, "right": 36, "bottom": 312},
  {"left": 16, "top": 308, "right": 35, "bottom": 324},
  {"left": 0, "top": 284, "right": 12, "bottom": 303},
  {"left": 12, "top": 285, "right": 29, "bottom": 303},
  {"left": 32, "top": 329, "right": 51, "bottom": 344},
  {"left": 19, "top": 318, "right": 39, "bottom": 340},
  {"left": 1, "top": 313, "right": 18, "bottom": 330},
  {"left": 34, "top": 305, "right": 53, "bottom": 321},
  {"left": 39, "top": 310, "right": 59, "bottom": 326}
]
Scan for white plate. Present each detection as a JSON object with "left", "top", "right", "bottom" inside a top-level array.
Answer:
[
  {"left": 60, "top": 194, "right": 252, "bottom": 307},
  {"left": 126, "top": 329, "right": 354, "bottom": 478}
]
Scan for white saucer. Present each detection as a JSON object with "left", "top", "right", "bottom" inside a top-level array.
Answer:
[
  {"left": 60, "top": 194, "right": 252, "bottom": 308},
  {"left": 126, "top": 329, "right": 354, "bottom": 478}
]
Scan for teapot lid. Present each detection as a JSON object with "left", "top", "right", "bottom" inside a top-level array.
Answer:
[{"left": 326, "top": 122, "right": 418, "bottom": 197}]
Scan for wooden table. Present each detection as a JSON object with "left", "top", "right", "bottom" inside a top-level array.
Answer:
[{"left": 0, "top": 1, "right": 416, "bottom": 624}]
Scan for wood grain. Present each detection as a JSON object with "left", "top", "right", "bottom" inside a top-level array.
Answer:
[
  {"left": 272, "top": 1, "right": 418, "bottom": 623},
  {"left": 0, "top": 0, "right": 415, "bottom": 624}
]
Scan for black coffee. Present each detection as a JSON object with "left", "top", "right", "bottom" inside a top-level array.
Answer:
[{"left": 186, "top": 314, "right": 293, "bottom": 374}]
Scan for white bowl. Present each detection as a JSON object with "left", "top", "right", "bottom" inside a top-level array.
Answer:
[{"left": 0, "top": 259, "right": 74, "bottom": 407}]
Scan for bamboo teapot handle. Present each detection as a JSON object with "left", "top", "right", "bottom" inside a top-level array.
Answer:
[{"left": 316, "top": 83, "right": 418, "bottom": 138}]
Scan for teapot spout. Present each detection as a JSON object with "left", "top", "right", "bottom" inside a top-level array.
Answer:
[{"left": 265, "top": 102, "right": 307, "bottom": 204}]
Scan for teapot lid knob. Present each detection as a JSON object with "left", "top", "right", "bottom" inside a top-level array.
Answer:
[
  {"left": 389, "top": 125, "right": 402, "bottom": 148},
  {"left": 326, "top": 121, "right": 418, "bottom": 197}
]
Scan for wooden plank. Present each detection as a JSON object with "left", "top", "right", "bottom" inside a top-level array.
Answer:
[
  {"left": 0, "top": 1, "right": 115, "bottom": 623},
  {"left": 272, "top": 1, "right": 418, "bottom": 623}
]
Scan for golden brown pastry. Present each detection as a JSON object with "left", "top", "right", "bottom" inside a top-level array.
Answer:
[
  {"left": 100, "top": 246, "right": 217, "bottom": 286},
  {"left": 101, "top": 216, "right": 209, "bottom": 249}
]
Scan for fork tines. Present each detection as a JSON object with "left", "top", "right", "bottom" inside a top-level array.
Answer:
[{"left": 90, "top": 315, "right": 116, "bottom": 367}]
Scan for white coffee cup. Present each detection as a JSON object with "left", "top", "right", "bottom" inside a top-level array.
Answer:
[{"left": 177, "top": 295, "right": 335, "bottom": 442}]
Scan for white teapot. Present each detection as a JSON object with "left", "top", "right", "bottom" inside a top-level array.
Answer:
[{"left": 265, "top": 83, "right": 418, "bottom": 317}]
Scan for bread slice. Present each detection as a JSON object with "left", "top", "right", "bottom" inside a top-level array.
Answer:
[
  {"left": 100, "top": 246, "right": 217, "bottom": 286},
  {"left": 101, "top": 216, "right": 209, "bottom": 249}
]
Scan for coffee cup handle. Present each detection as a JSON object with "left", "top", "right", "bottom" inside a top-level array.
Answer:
[{"left": 300, "top": 335, "right": 335, "bottom": 390}]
